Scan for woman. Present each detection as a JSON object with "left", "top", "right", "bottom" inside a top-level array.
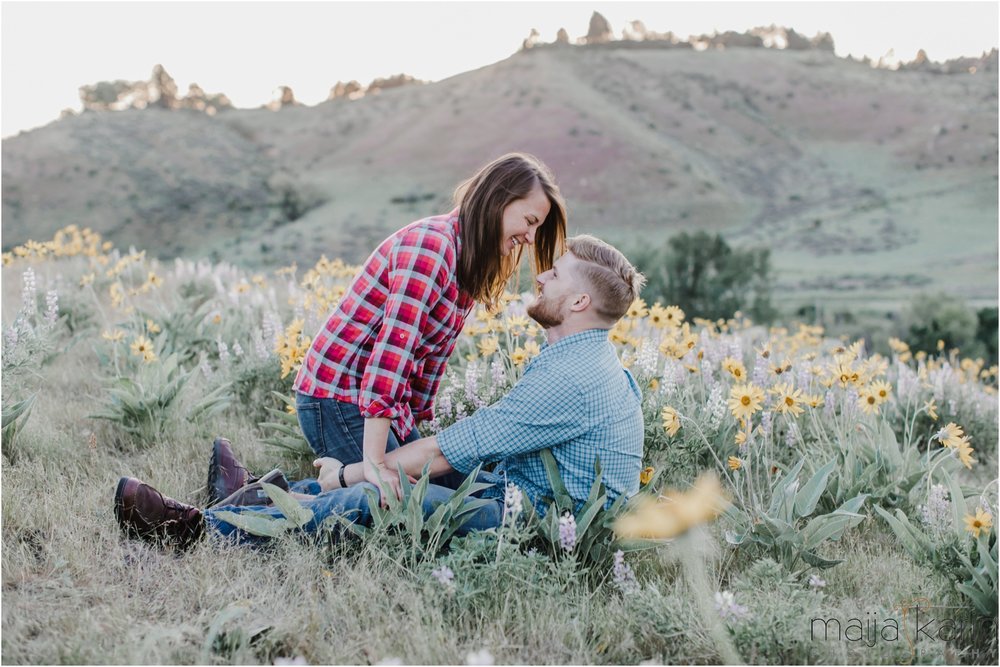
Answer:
[{"left": 293, "top": 153, "right": 567, "bottom": 499}]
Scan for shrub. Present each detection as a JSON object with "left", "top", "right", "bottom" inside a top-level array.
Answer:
[{"left": 631, "top": 231, "right": 777, "bottom": 323}]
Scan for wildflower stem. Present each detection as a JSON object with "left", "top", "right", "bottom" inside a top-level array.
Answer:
[{"left": 676, "top": 529, "right": 743, "bottom": 665}]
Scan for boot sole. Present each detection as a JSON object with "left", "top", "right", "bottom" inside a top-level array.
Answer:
[
  {"left": 210, "top": 469, "right": 288, "bottom": 508},
  {"left": 207, "top": 437, "right": 233, "bottom": 506}
]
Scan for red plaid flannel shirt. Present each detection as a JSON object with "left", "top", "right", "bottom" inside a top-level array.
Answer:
[{"left": 294, "top": 211, "right": 474, "bottom": 439}]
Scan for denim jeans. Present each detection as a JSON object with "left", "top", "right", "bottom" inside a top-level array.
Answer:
[
  {"left": 294, "top": 393, "right": 469, "bottom": 490},
  {"left": 204, "top": 480, "right": 503, "bottom": 546}
]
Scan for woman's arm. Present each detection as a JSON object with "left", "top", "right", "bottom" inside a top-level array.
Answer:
[{"left": 315, "top": 434, "right": 453, "bottom": 493}]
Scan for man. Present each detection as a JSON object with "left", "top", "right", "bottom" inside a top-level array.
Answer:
[{"left": 114, "top": 235, "right": 646, "bottom": 548}]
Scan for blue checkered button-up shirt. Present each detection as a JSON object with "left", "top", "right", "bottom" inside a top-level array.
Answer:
[{"left": 437, "top": 328, "right": 644, "bottom": 514}]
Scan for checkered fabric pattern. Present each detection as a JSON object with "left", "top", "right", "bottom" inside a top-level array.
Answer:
[
  {"left": 294, "top": 211, "right": 474, "bottom": 439},
  {"left": 437, "top": 328, "right": 645, "bottom": 514}
]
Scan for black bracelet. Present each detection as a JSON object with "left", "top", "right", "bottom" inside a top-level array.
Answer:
[{"left": 338, "top": 464, "right": 347, "bottom": 489}]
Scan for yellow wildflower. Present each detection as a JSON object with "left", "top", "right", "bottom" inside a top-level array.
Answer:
[
  {"left": 523, "top": 340, "right": 541, "bottom": 358},
  {"left": 130, "top": 335, "right": 156, "bottom": 363},
  {"left": 727, "top": 456, "right": 742, "bottom": 471},
  {"left": 857, "top": 389, "right": 880, "bottom": 416},
  {"left": 510, "top": 347, "right": 528, "bottom": 366},
  {"left": 770, "top": 361, "right": 792, "bottom": 377},
  {"left": 648, "top": 304, "right": 668, "bottom": 329},
  {"left": 614, "top": 473, "right": 730, "bottom": 540},
  {"left": 734, "top": 431, "right": 747, "bottom": 446},
  {"left": 662, "top": 305, "right": 685, "bottom": 327},
  {"left": 661, "top": 406, "right": 681, "bottom": 437},
  {"left": 923, "top": 399, "right": 939, "bottom": 421},
  {"left": 477, "top": 336, "right": 499, "bottom": 357},
  {"left": 870, "top": 379, "right": 892, "bottom": 404},
  {"left": 648, "top": 378, "right": 659, "bottom": 392},
  {"left": 627, "top": 298, "right": 648, "bottom": 319},
  {"left": 728, "top": 383, "right": 765, "bottom": 421},
  {"left": 954, "top": 436, "right": 976, "bottom": 469},
  {"left": 79, "top": 273, "right": 96, "bottom": 287},
  {"left": 771, "top": 382, "right": 805, "bottom": 417},
  {"left": 145, "top": 319, "right": 161, "bottom": 334},
  {"left": 964, "top": 508, "right": 993, "bottom": 538},
  {"left": 722, "top": 357, "right": 747, "bottom": 381},
  {"left": 102, "top": 329, "right": 125, "bottom": 343},
  {"left": 639, "top": 466, "right": 655, "bottom": 485},
  {"left": 934, "top": 423, "right": 965, "bottom": 448}
]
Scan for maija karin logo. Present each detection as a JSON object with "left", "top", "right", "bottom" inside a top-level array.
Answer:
[{"left": 809, "top": 598, "right": 994, "bottom": 663}]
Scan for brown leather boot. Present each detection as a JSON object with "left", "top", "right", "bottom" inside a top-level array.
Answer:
[
  {"left": 207, "top": 436, "right": 259, "bottom": 506},
  {"left": 114, "top": 477, "right": 204, "bottom": 548}
]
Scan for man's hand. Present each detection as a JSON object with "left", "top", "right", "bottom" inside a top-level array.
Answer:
[
  {"left": 313, "top": 457, "right": 344, "bottom": 493},
  {"left": 364, "top": 460, "right": 416, "bottom": 507}
]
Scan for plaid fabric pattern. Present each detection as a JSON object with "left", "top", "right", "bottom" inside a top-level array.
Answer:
[
  {"left": 294, "top": 211, "right": 474, "bottom": 439},
  {"left": 437, "top": 329, "right": 644, "bottom": 514}
]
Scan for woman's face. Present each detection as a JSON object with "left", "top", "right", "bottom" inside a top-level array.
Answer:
[{"left": 499, "top": 182, "right": 551, "bottom": 256}]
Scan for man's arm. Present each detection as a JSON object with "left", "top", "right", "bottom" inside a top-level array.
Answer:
[{"left": 315, "top": 434, "right": 454, "bottom": 492}]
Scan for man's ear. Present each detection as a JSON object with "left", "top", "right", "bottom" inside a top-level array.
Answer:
[{"left": 569, "top": 292, "right": 591, "bottom": 312}]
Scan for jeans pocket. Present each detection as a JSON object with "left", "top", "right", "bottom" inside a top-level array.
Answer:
[{"left": 296, "top": 401, "right": 326, "bottom": 458}]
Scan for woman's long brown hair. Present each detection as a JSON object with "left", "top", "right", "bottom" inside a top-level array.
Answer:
[{"left": 454, "top": 153, "right": 567, "bottom": 310}]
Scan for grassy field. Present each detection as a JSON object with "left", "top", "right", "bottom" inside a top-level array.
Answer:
[{"left": 2, "top": 228, "right": 998, "bottom": 664}]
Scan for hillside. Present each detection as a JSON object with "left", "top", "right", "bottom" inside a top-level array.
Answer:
[{"left": 3, "top": 45, "right": 997, "bottom": 308}]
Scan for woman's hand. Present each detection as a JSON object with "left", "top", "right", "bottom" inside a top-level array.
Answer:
[{"left": 313, "top": 457, "right": 344, "bottom": 492}]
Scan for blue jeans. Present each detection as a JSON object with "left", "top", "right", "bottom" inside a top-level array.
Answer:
[
  {"left": 294, "top": 393, "right": 470, "bottom": 491},
  {"left": 204, "top": 481, "right": 503, "bottom": 546}
]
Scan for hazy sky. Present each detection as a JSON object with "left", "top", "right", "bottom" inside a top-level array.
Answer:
[{"left": 2, "top": 1, "right": 997, "bottom": 137}]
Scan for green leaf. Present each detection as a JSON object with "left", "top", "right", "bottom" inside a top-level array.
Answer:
[
  {"left": 795, "top": 460, "right": 836, "bottom": 518},
  {"left": 801, "top": 514, "right": 859, "bottom": 550},
  {"left": 800, "top": 549, "right": 843, "bottom": 569},
  {"left": 212, "top": 510, "right": 289, "bottom": 537},
  {"left": 1, "top": 395, "right": 35, "bottom": 427},
  {"left": 938, "top": 468, "right": 968, "bottom": 533},
  {"left": 261, "top": 482, "right": 313, "bottom": 527},
  {"left": 769, "top": 458, "right": 805, "bottom": 515},
  {"left": 540, "top": 449, "right": 574, "bottom": 511}
]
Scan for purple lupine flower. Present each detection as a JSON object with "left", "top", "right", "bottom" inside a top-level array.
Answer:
[{"left": 558, "top": 512, "right": 576, "bottom": 552}]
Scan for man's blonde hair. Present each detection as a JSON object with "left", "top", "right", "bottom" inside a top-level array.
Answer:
[{"left": 566, "top": 235, "right": 645, "bottom": 323}]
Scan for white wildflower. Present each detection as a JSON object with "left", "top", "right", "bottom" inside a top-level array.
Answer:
[
  {"left": 43, "top": 290, "right": 59, "bottom": 325},
  {"left": 430, "top": 565, "right": 454, "bottom": 587},
  {"left": 558, "top": 512, "right": 576, "bottom": 552},
  {"left": 503, "top": 483, "right": 523, "bottom": 523},
  {"left": 612, "top": 549, "right": 639, "bottom": 594},
  {"left": 465, "top": 649, "right": 494, "bottom": 666},
  {"left": 714, "top": 590, "right": 749, "bottom": 621}
]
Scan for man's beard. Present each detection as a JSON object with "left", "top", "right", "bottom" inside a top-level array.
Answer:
[{"left": 527, "top": 293, "right": 567, "bottom": 329}]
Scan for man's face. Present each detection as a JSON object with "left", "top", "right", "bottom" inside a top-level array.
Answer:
[{"left": 527, "top": 252, "right": 582, "bottom": 328}]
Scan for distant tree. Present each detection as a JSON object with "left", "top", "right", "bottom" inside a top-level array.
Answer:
[
  {"left": 811, "top": 31, "right": 836, "bottom": 52},
  {"left": 78, "top": 79, "right": 148, "bottom": 111},
  {"left": 784, "top": 28, "right": 812, "bottom": 50},
  {"left": 367, "top": 73, "right": 423, "bottom": 94},
  {"left": 179, "top": 83, "right": 207, "bottom": 111},
  {"left": 631, "top": 231, "right": 776, "bottom": 323},
  {"left": 555, "top": 27, "right": 570, "bottom": 44},
  {"left": 622, "top": 20, "right": 647, "bottom": 41},
  {"left": 901, "top": 292, "right": 989, "bottom": 360},
  {"left": 150, "top": 64, "right": 178, "bottom": 109},
  {"left": 585, "top": 11, "right": 612, "bottom": 44},
  {"left": 329, "top": 80, "right": 363, "bottom": 100},
  {"left": 268, "top": 85, "right": 298, "bottom": 110},
  {"left": 521, "top": 28, "right": 541, "bottom": 51}
]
